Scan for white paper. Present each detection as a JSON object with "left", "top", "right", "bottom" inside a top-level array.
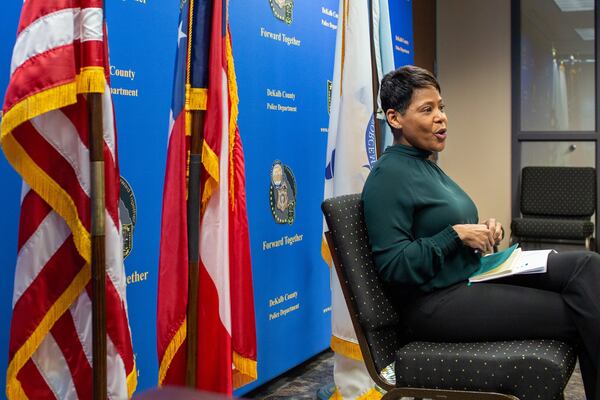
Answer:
[{"left": 514, "top": 249, "right": 555, "bottom": 274}]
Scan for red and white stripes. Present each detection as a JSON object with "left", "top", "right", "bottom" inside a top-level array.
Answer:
[
  {"left": 4, "top": 3, "right": 105, "bottom": 119},
  {"left": 2, "top": 1, "right": 136, "bottom": 398}
]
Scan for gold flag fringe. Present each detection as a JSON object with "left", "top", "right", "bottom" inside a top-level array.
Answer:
[
  {"left": 6, "top": 265, "right": 91, "bottom": 400},
  {"left": 1, "top": 68, "right": 105, "bottom": 139},
  {"left": 186, "top": 86, "right": 208, "bottom": 111},
  {"left": 127, "top": 362, "right": 138, "bottom": 398},
  {"left": 184, "top": 86, "right": 207, "bottom": 137},
  {"left": 330, "top": 387, "right": 383, "bottom": 400},
  {"left": 157, "top": 320, "right": 187, "bottom": 386},
  {"left": 232, "top": 351, "right": 258, "bottom": 390},
  {"left": 330, "top": 335, "right": 363, "bottom": 362},
  {"left": 77, "top": 67, "right": 106, "bottom": 94},
  {"left": 225, "top": 32, "right": 239, "bottom": 211},
  {"left": 201, "top": 140, "right": 220, "bottom": 211},
  {"left": 321, "top": 238, "right": 333, "bottom": 267},
  {"left": 1, "top": 82, "right": 76, "bottom": 140},
  {"left": 1, "top": 134, "right": 91, "bottom": 264}
]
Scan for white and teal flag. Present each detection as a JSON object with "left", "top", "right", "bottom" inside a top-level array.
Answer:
[
  {"left": 322, "top": 0, "right": 394, "bottom": 398},
  {"left": 373, "top": 0, "right": 396, "bottom": 149}
]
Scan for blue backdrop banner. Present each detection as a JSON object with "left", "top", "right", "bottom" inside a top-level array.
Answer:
[
  {"left": 389, "top": 0, "right": 414, "bottom": 67},
  {"left": 228, "top": 0, "right": 339, "bottom": 393}
]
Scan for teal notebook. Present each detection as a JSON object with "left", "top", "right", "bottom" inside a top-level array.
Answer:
[{"left": 470, "top": 243, "right": 519, "bottom": 278}]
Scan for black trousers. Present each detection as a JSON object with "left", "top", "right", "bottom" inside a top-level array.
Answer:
[{"left": 400, "top": 251, "right": 600, "bottom": 400}]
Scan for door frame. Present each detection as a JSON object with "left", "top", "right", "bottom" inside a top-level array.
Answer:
[{"left": 511, "top": 0, "right": 600, "bottom": 234}]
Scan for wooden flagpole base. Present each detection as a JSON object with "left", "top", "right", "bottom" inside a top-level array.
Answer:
[{"left": 89, "top": 92, "right": 107, "bottom": 400}]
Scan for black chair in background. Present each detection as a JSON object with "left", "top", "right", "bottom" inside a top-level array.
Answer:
[
  {"left": 322, "top": 194, "right": 576, "bottom": 400},
  {"left": 511, "top": 166, "right": 596, "bottom": 251}
]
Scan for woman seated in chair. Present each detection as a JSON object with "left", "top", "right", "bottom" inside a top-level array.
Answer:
[{"left": 362, "top": 65, "right": 600, "bottom": 400}]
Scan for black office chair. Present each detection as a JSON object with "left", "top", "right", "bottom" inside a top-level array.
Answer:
[
  {"left": 322, "top": 194, "right": 576, "bottom": 400},
  {"left": 511, "top": 166, "right": 596, "bottom": 251}
]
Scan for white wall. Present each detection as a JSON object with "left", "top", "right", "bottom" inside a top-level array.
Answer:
[{"left": 436, "top": 0, "right": 512, "bottom": 247}]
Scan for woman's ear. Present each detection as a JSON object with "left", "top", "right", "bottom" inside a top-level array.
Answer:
[{"left": 385, "top": 109, "right": 402, "bottom": 130}]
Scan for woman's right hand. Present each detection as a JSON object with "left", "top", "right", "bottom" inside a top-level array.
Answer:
[{"left": 452, "top": 224, "right": 495, "bottom": 253}]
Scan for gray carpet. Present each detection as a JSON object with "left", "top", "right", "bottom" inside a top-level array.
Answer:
[{"left": 246, "top": 350, "right": 587, "bottom": 399}]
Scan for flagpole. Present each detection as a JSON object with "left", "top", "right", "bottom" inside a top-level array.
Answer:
[
  {"left": 89, "top": 91, "right": 107, "bottom": 400},
  {"left": 186, "top": 110, "right": 205, "bottom": 387},
  {"left": 368, "top": 0, "right": 383, "bottom": 157}
]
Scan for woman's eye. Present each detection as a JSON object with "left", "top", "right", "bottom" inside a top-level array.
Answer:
[
  {"left": 440, "top": 105, "right": 446, "bottom": 112},
  {"left": 422, "top": 107, "right": 432, "bottom": 113}
]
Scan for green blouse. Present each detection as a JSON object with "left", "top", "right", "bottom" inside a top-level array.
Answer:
[{"left": 362, "top": 144, "right": 481, "bottom": 292}]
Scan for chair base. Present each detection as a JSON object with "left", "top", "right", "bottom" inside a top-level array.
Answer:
[{"left": 381, "top": 387, "right": 518, "bottom": 400}]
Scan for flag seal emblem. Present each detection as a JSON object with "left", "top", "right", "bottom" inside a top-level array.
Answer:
[
  {"left": 269, "top": 160, "right": 296, "bottom": 224},
  {"left": 364, "top": 114, "right": 377, "bottom": 170},
  {"left": 119, "top": 176, "right": 137, "bottom": 259},
  {"left": 269, "top": 0, "right": 294, "bottom": 24}
]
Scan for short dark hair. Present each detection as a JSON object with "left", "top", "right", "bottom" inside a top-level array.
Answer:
[{"left": 380, "top": 65, "right": 441, "bottom": 115}]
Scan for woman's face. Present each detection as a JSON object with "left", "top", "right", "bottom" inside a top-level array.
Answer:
[{"left": 386, "top": 86, "right": 448, "bottom": 152}]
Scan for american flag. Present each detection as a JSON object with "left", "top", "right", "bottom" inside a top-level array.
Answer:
[
  {"left": 1, "top": 1, "right": 137, "bottom": 398},
  {"left": 157, "top": 0, "right": 257, "bottom": 393}
]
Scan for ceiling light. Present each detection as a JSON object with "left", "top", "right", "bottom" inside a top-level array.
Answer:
[
  {"left": 553, "top": 0, "right": 594, "bottom": 12},
  {"left": 575, "top": 27, "right": 595, "bottom": 40}
]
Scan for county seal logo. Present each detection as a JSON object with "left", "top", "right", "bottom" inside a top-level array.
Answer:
[
  {"left": 269, "top": 160, "right": 297, "bottom": 224},
  {"left": 119, "top": 177, "right": 137, "bottom": 259},
  {"left": 269, "top": 0, "right": 294, "bottom": 24}
]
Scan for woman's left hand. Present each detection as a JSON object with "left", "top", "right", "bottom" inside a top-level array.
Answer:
[{"left": 483, "top": 218, "right": 503, "bottom": 244}]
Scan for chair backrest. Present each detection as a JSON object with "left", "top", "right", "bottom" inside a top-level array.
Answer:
[
  {"left": 521, "top": 166, "right": 596, "bottom": 218},
  {"left": 322, "top": 194, "right": 401, "bottom": 378}
]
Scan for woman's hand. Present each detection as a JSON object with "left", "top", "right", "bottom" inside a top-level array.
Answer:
[
  {"left": 452, "top": 224, "right": 495, "bottom": 253},
  {"left": 483, "top": 218, "right": 503, "bottom": 244}
]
